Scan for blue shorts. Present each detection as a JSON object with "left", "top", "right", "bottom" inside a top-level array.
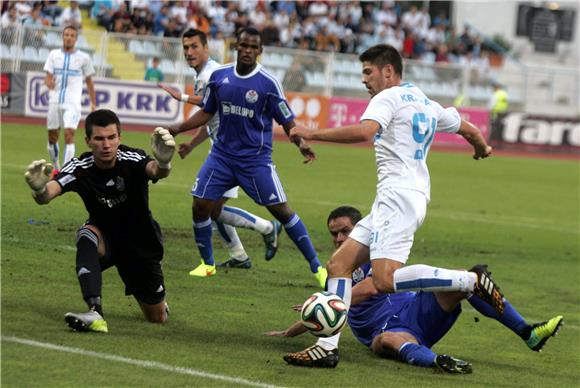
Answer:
[
  {"left": 192, "top": 153, "right": 287, "bottom": 206},
  {"left": 378, "top": 292, "right": 461, "bottom": 348}
]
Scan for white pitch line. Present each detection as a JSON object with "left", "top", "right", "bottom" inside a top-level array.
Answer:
[{"left": 2, "top": 336, "right": 284, "bottom": 388}]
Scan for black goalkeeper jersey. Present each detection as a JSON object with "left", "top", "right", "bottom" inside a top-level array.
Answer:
[{"left": 55, "top": 144, "right": 163, "bottom": 259}]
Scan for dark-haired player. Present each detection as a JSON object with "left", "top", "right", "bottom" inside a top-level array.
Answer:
[{"left": 24, "top": 109, "right": 175, "bottom": 332}]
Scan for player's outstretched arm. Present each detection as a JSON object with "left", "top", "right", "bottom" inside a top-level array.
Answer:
[
  {"left": 457, "top": 119, "right": 493, "bottom": 160},
  {"left": 265, "top": 320, "right": 308, "bottom": 338},
  {"left": 168, "top": 109, "right": 214, "bottom": 137},
  {"left": 178, "top": 127, "right": 210, "bottom": 159},
  {"left": 148, "top": 127, "right": 176, "bottom": 179},
  {"left": 289, "top": 120, "right": 379, "bottom": 144},
  {"left": 283, "top": 121, "right": 316, "bottom": 163},
  {"left": 24, "top": 160, "right": 61, "bottom": 205},
  {"left": 158, "top": 83, "right": 203, "bottom": 106}
]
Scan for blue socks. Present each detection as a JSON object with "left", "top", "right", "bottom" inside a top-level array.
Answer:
[
  {"left": 193, "top": 218, "right": 214, "bottom": 266},
  {"left": 284, "top": 214, "right": 321, "bottom": 273},
  {"left": 468, "top": 294, "right": 531, "bottom": 339},
  {"left": 398, "top": 342, "right": 436, "bottom": 367}
]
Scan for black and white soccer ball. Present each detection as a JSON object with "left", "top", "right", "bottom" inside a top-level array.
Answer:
[{"left": 300, "top": 291, "right": 347, "bottom": 337}]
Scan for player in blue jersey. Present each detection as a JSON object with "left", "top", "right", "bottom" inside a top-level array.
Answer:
[
  {"left": 168, "top": 27, "right": 326, "bottom": 287},
  {"left": 159, "top": 28, "right": 283, "bottom": 273},
  {"left": 268, "top": 206, "right": 564, "bottom": 371}
]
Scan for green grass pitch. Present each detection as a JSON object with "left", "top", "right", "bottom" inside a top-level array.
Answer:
[{"left": 2, "top": 122, "right": 579, "bottom": 387}]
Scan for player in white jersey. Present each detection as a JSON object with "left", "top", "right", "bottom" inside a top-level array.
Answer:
[
  {"left": 158, "top": 29, "right": 282, "bottom": 275},
  {"left": 284, "top": 44, "right": 502, "bottom": 367},
  {"left": 44, "top": 25, "right": 96, "bottom": 171}
]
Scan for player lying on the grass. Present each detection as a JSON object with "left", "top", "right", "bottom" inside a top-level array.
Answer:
[
  {"left": 284, "top": 43, "right": 502, "bottom": 367},
  {"left": 159, "top": 28, "right": 282, "bottom": 273},
  {"left": 24, "top": 109, "right": 176, "bottom": 333},
  {"left": 268, "top": 206, "right": 564, "bottom": 372}
]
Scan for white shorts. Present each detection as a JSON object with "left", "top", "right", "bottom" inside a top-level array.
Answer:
[
  {"left": 222, "top": 186, "right": 239, "bottom": 199},
  {"left": 349, "top": 188, "right": 427, "bottom": 264},
  {"left": 47, "top": 104, "right": 81, "bottom": 130}
]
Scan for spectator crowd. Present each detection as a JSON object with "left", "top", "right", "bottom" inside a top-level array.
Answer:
[{"left": 1, "top": 0, "right": 494, "bottom": 68}]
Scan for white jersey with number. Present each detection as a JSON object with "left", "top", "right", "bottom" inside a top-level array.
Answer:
[
  {"left": 190, "top": 58, "right": 221, "bottom": 142},
  {"left": 360, "top": 82, "right": 461, "bottom": 201},
  {"left": 43, "top": 49, "right": 95, "bottom": 109}
]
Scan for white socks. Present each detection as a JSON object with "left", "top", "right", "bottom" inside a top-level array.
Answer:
[
  {"left": 316, "top": 277, "right": 352, "bottom": 351},
  {"left": 217, "top": 206, "right": 273, "bottom": 235},
  {"left": 47, "top": 142, "right": 60, "bottom": 169},
  {"left": 64, "top": 143, "right": 75, "bottom": 166},
  {"left": 393, "top": 264, "right": 477, "bottom": 293},
  {"left": 214, "top": 222, "right": 248, "bottom": 260}
]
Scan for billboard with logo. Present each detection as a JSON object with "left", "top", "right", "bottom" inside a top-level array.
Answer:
[
  {"left": 24, "top": 72, "right": 182, "bottom": 125},
  {"left": 490, "top": 112, "right": 580, "bottom": 152}
]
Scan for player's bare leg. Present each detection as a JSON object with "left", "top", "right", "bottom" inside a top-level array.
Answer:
[{"left": 137, "top": 299, "right": 168, "bottom": 323}]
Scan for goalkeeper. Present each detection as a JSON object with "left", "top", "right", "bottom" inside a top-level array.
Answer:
[{"left": 24, "top": 109, "right": 176, "bottom": 333}]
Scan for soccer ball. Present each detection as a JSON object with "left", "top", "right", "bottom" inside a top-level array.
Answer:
[{"left": 300, "top": 291, "right": 347, "bottom": 337}]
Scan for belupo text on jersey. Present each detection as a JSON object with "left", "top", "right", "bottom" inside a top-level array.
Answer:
[{"left": 221, "top": 101, "right": 254, "bottom": 118}]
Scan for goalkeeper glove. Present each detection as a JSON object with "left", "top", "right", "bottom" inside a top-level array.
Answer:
[
  {"left": 24, "top": 159, "right": 53, "bottom": 197},
  {"left": 151, "top": 127, "right": 176, "bottom": 169}
]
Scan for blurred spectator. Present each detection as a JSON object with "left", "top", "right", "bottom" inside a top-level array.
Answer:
[
  {"left": 1, "top": 3, "right": 19, "bottom": 29},
  {"left": 59, "top": 0, "right": 82, "bottom": 29},
  {"left": 153, "top": 4, "right": 170, "bottom": 35},
  {"left": 41, "top": 1, "right": 63, "bottom": 26},
  {"left": 401, "top": 5, "right": 421, "bottom": 33},
  {"left": 111, "top": 2, "right": 131, "bottom": 33},
  {"left": 144, "top": 57, "right": 164, "bottom": 82},
  {"left": 14, "top": 0, "right": 32, "bottom": 22},
  {"left": 163, "top": 18, "right": 183, "bottom": 38},
  {"left": 262, "top": 19, "right": 280, "bottom": 46},
  {"left": 92, "top": 0, "right": 115, "bottom": 30},
  {"left": 170, "top": 2, "right": 187, "bottom": 26},
  {"left": 187, "top": 11, "right": 210, "bottom": 34},
  {"left": 23, "top": 3, "right": 48, "bottom": 26}
]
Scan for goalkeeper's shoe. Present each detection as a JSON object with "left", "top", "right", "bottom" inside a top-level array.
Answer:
[
  {"left": 526, "top": 315, "right": 564, "bottom": 352},
  {"left": 188, "top": 261, "right": 216, "bottom": 277},
  {"left": 263, "top": 220, "right": 282, "bottom": 261},
  {"left": 283, "top": 345, "right": 339, "bottom": 368},
  {"left": 469, "top": 264, "right": 504, "bottom": 315},
  {"left": 314, "top": 266, "right": 328, "bottom": 288},
  {"left": 217, "top": 257, "right": 252, "bottom": 269},
  {"left": 64, "top": 310, "right": 108, "bottom": 333},
  {"left": 434, "top": 354, "right": 473, "bottom": 374}
]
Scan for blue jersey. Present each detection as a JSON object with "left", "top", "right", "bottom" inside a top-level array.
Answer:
[
  {"left": 348, "top": 263, "right": 416, "bottom": 347},
  {"left": 202, "top": 63, "right": 295, "bottom": 162}
]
